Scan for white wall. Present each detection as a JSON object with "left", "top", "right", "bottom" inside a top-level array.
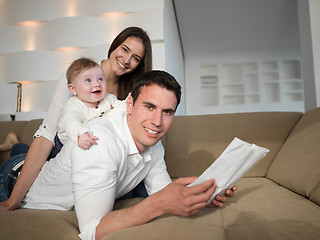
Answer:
[
  {"left": 174, "top": 0, "right": 303, "bottom": 115},
  {"left": 0, "top": 0, "right": 185, "bottom": 120},
  {"left": 309, "top": 0, "right": 320, "bottom": 108},
  {"left": 163, "top": 0, "right": 185, "bottom": 115},
  {"left": 297, "top": 0, "right": 316, "bottom": 111}
]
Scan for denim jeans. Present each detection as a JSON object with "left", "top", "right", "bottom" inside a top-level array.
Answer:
[
  {"left": 0, "top": 153, "right": 26, "bottom": 202},
  {"left": 47, "top": 134, "right": 63, "bottom": 160},
  {"left": 117, "top": 181, "right": 149, "bottom": 201},
  {"left": 10, "top": 143, "right": 29, "bottom": 157}
]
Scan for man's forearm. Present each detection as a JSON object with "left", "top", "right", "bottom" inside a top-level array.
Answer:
[
  {"left": 95, "top": 195, "right": 163, "bottom": 239},
  {"left": 95, "top": 177, "right": 217, "bottom": 239}
]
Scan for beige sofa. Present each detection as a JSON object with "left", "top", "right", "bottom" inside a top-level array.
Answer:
[{"left": 0, "top": 108, "right": 319, "bottom": 240}]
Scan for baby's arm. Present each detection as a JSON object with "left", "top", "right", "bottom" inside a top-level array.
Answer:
[
  {"left": 78, "top": 132, "right": 98, "bottom": 150},
  {"left": 59, "top": 98, "right": 95, "bottom": 146}
]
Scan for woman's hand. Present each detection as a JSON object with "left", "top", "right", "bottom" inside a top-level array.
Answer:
[{"left": 0, "top": 198, "right": 19, "bottom": 211}]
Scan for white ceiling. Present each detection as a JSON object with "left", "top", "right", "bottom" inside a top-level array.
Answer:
[{"left": 173, "top": 0, "right": 300, "bottom": 60}]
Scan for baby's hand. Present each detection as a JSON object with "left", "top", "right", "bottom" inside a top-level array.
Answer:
[{"left": 78, "top": 132, "right": 98, "bottom": 150}]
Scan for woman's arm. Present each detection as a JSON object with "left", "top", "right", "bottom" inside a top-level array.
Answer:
[
  {"left": 0, "top": 137, "right": 53, "bottom": 210},
  {"left": 0, "top": 72, "right": 71, "bottom": 211}
]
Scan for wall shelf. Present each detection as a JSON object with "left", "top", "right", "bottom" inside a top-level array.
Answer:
[{"left": 199, "top": 59, "right": 303, "bottom": 111}]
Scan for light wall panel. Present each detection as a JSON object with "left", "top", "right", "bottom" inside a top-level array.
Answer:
[
  {"left": 91, "top": 0, "right": 163, "bottom": 16},
  {"left": 7, "top": 51, "right": 66, "bottom": 82},
  {"left": 47, "top": 16, "right": 106, "bottom": 50},
  {"left": 2, "top": 0, "right": 91, "bottom": 25}
]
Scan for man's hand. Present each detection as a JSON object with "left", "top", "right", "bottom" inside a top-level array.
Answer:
[
  {"left": 154, "top": 177, "right": 217, "bottom": 217},
  {"left": 78, "top": 132, "right": 98, "bottom": 150},
  {"left": 209, "top": 185, "right": 237, "bottom": 208}
]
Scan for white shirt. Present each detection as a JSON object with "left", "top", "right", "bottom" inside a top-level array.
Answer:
[
  {"left": 23, "top": 110, "right": 172, "bottom": 240},
  {"left": 58, "top": 94, "right": 126, "bottom": 145}
]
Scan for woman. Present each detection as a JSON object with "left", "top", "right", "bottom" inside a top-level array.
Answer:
[{"left": 0, "top": 26, "right": 152, "bottom": 210}]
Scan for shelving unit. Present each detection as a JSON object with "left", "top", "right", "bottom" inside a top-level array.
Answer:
[
  {"left": 199, "top": 59, "right": 304, "bottom": 112},
  {"left": 199, "top": 65, "right": 219, "bottom": 106},
  {"left": 281, "top": 60, "right": 303, "bottom": 102},
  {"left": 243, "top": 62, "right": 259, "bottom": 104}
]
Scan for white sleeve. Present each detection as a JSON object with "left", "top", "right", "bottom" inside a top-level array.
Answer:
[
  {"left": 104, "top": 94, "right": 126, "bottom": 111},
  {"left": 34, "top": 71, "right": 72, "bottom": 143},
  {"left": 71, "top": 126, "right": 124, "bottom": 240},
  {"left": 58, "top": 98, "right": 90, "bottom": 144},
  {"left": 144, "top": 141, "right": 172, "bottom": 195}
]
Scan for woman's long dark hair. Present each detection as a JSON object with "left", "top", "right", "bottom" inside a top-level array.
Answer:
[{"left": 107, "top": 27, "right": 152, "bottom": 100}]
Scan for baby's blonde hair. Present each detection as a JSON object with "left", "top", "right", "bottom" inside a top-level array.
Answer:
[{"left": 66, "top": 58, "right": 100, "bottom": 84}]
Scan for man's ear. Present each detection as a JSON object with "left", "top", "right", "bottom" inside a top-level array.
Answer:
[
  {"left": 68, "top": 84, "right": 77, "bottom": 96},
  {"left": 126, "top": 94, "right": 133, "bottom": 115}
]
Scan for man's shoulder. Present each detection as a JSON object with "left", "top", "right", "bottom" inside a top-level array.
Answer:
[{"left": 88, "top": 112, "right": 126, "bottom": 143}]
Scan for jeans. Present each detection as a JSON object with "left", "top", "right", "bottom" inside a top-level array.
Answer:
[
  {"left": 117, "top": 181, "right": 149, "bottom": 201},
  {"left": 0, "top": 153, "right": 26, "bottom": 202},
  {"left": 0, "top": 142, "right": 29, "bottom": 202},
  {"left": 47, "top": 134, "right": 63, "bottom": 160},
  {"left": 10, "top": 143, "right": 29, "bottom": 157}
]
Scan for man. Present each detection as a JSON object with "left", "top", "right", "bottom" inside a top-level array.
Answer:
[{"left": 22, "top": 71, "right": 235, "bottom": 240}]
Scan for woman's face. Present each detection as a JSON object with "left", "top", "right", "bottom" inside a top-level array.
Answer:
[{"left": 110, "top": 36, "right": 145, "bottom": 77}]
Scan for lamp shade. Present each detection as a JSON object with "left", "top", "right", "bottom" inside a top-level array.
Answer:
[
  {"left": 21, "top": 80, "right": 59, "bottom": 112},
  {"left": 0, "top": 84, "right": 17, "bottom": 114}
]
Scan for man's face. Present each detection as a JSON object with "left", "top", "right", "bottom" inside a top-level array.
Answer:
[{"left": 127, "top": 84, "right": 177, "bottom": 153}]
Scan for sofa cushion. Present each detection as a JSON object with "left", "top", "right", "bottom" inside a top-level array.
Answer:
[
  {"left": 223, "top": 178, "right": 320, "bottom": 240},
  {"left": 0, "top": 121, "right": 28, "bottom": 164},
  {"left": 18, "top": 119, "right": 43, "bottom": 146},
  {"left": 0, "top": 209, "right": 79, "bottom": 240},
  {"left": 103, "top": 178, "right": 320, "bottom": 240},
  {"left": 267, "top": 107, "right": 320, "bottom": 204},
  {"left": 103, "top": 219, "right": 226, "bottom": 240},
  {"left": 310, "top": 186, "right": 320, "bottom": 205},
  {"left": 105, "top": 199, "right": 225, "bottom": 240},
  {"left": 164, "top": 112, "right": 302, "bottom": 178}
]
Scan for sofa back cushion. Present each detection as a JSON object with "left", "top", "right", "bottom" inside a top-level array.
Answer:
[
  {"left": 0, "top": 121, "right": 28, "bottom": 164},
  {"left": 267, "top": 107, "right": 320, "bottom": 205},
  {"left": 18, "top": 119, "right": 43, "bottom": 146},
  {"left": 310, "top": 186, "right": 320, "bottom": 205},
  {"left": 163, "top": 112, "right": 302, "bottom": 179}
]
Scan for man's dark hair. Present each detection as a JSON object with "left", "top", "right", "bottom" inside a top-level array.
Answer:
[{"left": 131, "top": 70, "right": 181, "bottom": 109}]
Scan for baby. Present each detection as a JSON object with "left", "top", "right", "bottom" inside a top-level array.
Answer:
[{"left": 56, "top": 57, "right": 125, "bottom": 151}]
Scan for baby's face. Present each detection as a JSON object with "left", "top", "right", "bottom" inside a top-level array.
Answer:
[{"left": 70, "top": 66, "right": 107, "bottom": 108}]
